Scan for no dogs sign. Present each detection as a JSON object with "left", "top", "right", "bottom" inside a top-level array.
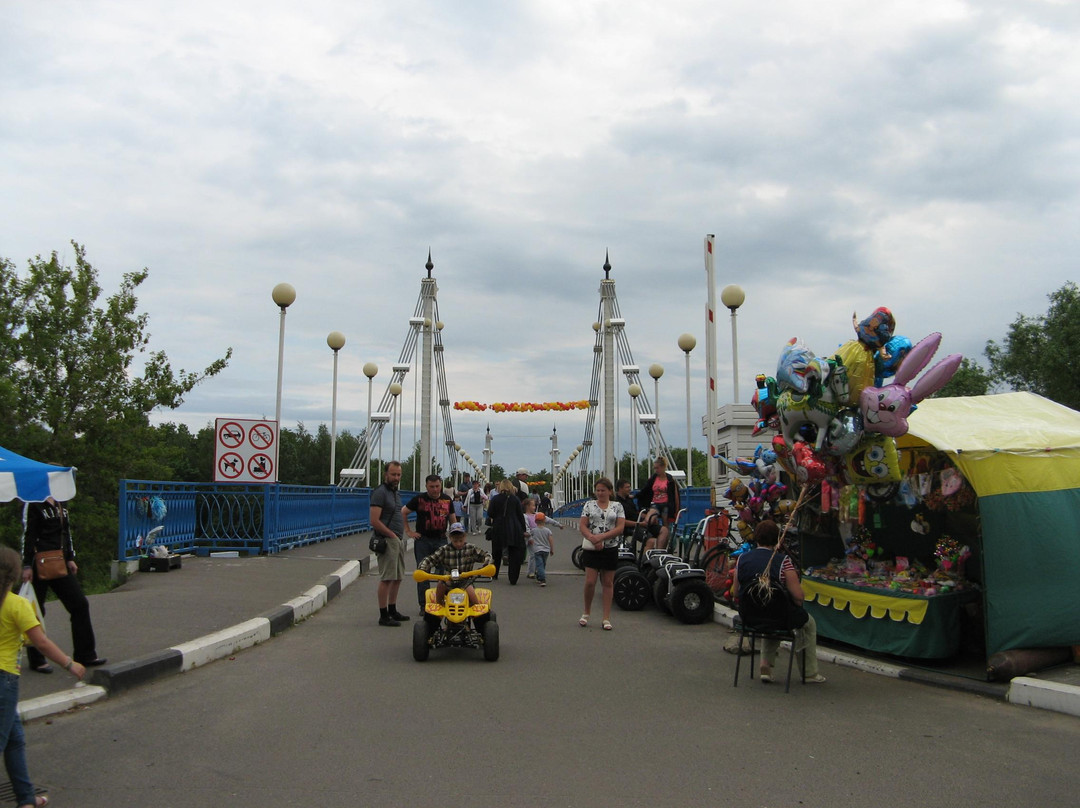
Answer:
[{"left": 213, "top": 418, "right": 279, "bottom": 483}]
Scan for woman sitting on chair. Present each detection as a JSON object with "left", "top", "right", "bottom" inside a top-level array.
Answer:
[{"left": 731, "top": 520, "right": 826, "bottom": 684}]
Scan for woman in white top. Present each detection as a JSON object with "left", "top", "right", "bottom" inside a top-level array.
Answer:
[{"left": 578, "top": 477, "right": 625, "bottom": 630}]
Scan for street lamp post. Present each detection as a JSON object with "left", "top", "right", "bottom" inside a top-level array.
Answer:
[
  {"left": 678, "top": 333, "right": 696, "bottom": 485},
  {"left": 649, "top": 363, "right": 664, "bottom": 461},
  {"left": 327, "top": 331, "right": 346, "bottom": 484},
  {"left": 389, "top": 382, "right": 402, "bottom": 463},
  {"left": 721, "top": 285, "right": 746, "bottom": 403},
  {"left": 363, "top": 362, "right": 378, "bottom": 486},
  {"left": 628, "top": 383, "right": 641, "bottom": 489},
  {"left": 272, "top": 283, "right": 296, "bottom": 426}
]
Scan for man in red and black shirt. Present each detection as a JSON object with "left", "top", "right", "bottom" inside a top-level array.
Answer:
[{"left": 403, "top": 474, "right": 453, "bottom": 613}]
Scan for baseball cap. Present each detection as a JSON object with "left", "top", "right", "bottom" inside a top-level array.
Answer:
[
  {"left": 516, "top": 467, "right": 529, "bottom": 475},
  {"left": 449, "top": 522, "right": 466, "bottom": 535},
  {"left": 535, "top": 512, "right": 546, "bottom": 523}
]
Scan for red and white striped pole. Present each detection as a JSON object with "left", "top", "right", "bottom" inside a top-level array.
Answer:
[{"left": 704, "top": 235, "right": 719, "bottom": 504}]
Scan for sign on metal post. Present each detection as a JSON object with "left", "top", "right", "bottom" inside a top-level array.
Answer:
[{"left": 214, "top": 418, "right": 279, "bottom": 483}]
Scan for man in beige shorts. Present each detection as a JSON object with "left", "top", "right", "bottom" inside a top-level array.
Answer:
[{"left": 370, "top": 461, "right": 410, "bottom": 627}]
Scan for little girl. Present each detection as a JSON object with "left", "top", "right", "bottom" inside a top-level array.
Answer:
[{"left": 0, "top": 545, "right": 85, "bottom": 808}]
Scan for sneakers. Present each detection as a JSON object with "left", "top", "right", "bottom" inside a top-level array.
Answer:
[
  {"left": 806, "top": 673, "right": 827, "bottom": 683},
  {"left": 538, "top": 580, "right": 547, "bottom": 587},
  {"left": 378, "top": 615, "right": 401, "bottom": 627},
  {"left": 526, "top": 573, "right": 535, "bottom": 579}
]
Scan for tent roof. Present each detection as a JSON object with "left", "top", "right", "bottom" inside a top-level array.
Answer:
[
  {"left": 0, "top": 446, "right": 77, "bottom": 503},
  {"left": 899, "top": 392, "right": 1080, "bottom": 497}
]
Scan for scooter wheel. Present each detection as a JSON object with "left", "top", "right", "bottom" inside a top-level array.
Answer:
[
  {"left": 613, "top": 569, "right": 651, "bottom": 611},
  {"left": 670, "top": 579, "right": 716, "bottom": 624},
  {"left": 571, "top": 545, "right": 585, "bottom": 571},
  {"left": 653, "top": 574, "right": 671, "bottom": 613}
]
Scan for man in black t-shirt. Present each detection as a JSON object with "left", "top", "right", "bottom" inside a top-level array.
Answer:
[{"left": 404, "top": 474, "right": 454, "bottom": 612}]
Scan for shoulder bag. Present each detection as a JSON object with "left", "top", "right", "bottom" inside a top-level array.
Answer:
[{"left": 34, "top": 549, "right": 68, "bottom": 580}]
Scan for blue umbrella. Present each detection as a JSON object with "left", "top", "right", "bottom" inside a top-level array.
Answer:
[{"left": 0, "top": 445, "right": 76, "bottom": 502}]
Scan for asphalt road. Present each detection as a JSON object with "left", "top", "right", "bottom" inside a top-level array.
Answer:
[{"left": 23, "top": 562, "right": 1080, "bottom": 808}]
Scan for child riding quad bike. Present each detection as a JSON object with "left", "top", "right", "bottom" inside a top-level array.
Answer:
[{"left": 411, "top": 523, "right": 499, "bottom": 661}]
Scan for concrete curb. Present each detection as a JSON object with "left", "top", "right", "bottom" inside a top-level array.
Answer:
[
  {"left": 1008, "top": 677, "right": 1080, "bottom": 717},
  {"left": 20, "top": 557, "right": 369, "bottom": 722}
]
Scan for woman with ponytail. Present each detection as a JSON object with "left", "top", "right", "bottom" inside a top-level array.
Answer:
[{"left": 0, "top": 545, "right": 86, "bottom": 807}]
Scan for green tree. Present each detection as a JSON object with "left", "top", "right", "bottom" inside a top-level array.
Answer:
[
  {"left": 985, "top": 282, "right": 1080, "bottom": 410},
  {"left": 935, "top": 358, "right": 993, "bottom": 398},
  {"left": 0, "top": 243, "right": 231, "bottom": 587}
]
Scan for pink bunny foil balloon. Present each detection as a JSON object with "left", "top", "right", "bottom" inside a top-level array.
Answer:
[{"left": 859, "top": 333, "right": 963, "bottom": 437}]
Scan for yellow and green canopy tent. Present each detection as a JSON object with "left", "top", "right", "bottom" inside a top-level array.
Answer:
[{"left": 899, "top": 392, "right": 1080, "bottom": 656}]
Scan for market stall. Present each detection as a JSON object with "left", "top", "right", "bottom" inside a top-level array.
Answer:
[
  {"left": 895, "top": 392, "right": 1080, "bottom": 658},
  {"left": 799, "top": 392, "right": 1080, "bottom": 660}
]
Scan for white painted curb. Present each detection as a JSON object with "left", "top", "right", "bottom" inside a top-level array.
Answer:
[
  {"left": 18, "top": 685, "right": 108, "bottom": 722},
  {"left": 172, "top": 617, "right": 272, "bottom": 672},
  {"left": 1008, "top": 676, "right": 1080, "bottom": 718}
]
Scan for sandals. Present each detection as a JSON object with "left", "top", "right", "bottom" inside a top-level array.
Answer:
[
  {"left": 602, "top": 620, "right": 613, "bottom": 631},
  {"left": 760, "top": 664, "right": 773, "bottom": 683},
  {"left": 20, "top": 796, "right": 49, "bottom": 808},
  {"left": 579, "top": 614, "right": 589, "bottom": 627}
]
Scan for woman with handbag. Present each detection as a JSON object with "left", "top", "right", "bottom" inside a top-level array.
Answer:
[
  {"left": 578, "top": 478, "right": 626, "bottom": 631},
  {"left": 487, "top": 480, "right": 527, "bottom": 583},
  {"left": 20, "top": 498, "right": 106, "bottom": 673}
]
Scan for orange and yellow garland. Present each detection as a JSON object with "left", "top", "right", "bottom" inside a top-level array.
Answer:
[{"left": 453, "top": 400, "right": 590, "bottom": 413}]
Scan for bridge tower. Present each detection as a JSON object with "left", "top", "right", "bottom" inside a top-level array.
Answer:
[
  {"left": 558, "top": 255, "right": 683, "bottom": 497},
  {"left": 340, "top": 252, "right": 458, "bottom": 488}
]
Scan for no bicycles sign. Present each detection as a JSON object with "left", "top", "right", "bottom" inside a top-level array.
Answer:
[{"left": 213, "top": 418, "right": 279, "bottom": 483}]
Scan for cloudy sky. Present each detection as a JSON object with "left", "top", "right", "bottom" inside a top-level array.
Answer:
[{"left": 3, "top": 0, "right": 1077, "bottom": 478}]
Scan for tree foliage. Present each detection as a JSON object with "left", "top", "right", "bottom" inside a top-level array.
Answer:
[
  {"left": 985, "top": 282, "right": 1080, "bottom": 411},
  {"left": 0, "top": 244, "right": 232, "bottom": 587},
  {"left": 934, "top": 358, "right": 993, "bottom": 399}
]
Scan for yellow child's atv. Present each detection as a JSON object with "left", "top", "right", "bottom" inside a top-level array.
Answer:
[{"left": 412, "top": 564, "right": 499, "bottom": 662}]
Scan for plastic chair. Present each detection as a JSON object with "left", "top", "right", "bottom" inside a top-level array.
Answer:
[{"left": 732, "top": 615, "right": 806, "bottom": 693}]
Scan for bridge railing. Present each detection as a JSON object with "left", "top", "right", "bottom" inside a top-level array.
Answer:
[{"left": 117, "top": 481, "right": 405, "bottom": 560}]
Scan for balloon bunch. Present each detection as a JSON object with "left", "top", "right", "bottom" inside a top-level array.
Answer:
[
  {"left": 751, "top": 309, "right": 963, "bottom": 490},
  {"left": 719, "top": 444, "right": 793, "bottom": 537},
  {"left": 453, "top": 400, "right": 590, "bottom": 412}
]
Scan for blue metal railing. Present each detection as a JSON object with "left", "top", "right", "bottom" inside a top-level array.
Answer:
[{"left": 117, "top": 481, "right": 419, "bottom": 560}]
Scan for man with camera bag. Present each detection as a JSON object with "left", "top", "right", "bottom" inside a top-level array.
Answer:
[{"left": 370, "top": 461, "right": 410, "bottom": 627}]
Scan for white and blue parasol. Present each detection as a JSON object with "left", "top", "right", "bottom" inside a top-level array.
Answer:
[{"left": 0, "top": 445, "right": 77, "bottom": 502}]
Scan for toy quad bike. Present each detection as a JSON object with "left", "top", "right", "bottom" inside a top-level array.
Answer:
[{"left": 411, "top": 564, "right": 499, "bottom": 662}]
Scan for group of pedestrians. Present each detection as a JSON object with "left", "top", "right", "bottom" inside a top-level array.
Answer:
[{"left": 368, "top": 464, "right": 561, "bottom": 626}]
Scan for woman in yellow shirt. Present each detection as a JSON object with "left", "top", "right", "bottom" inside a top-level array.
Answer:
[{"left": 0, "top": 546, "right": 85, "bottom": 808}]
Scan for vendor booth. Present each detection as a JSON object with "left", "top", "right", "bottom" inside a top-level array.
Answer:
[{"left": 801, "top": 393, "right": 1080, "bottom": 660}]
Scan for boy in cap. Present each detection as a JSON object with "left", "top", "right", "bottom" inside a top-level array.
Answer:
[{"left": 417, "top": 522, "right": 494, "bottom": 607}]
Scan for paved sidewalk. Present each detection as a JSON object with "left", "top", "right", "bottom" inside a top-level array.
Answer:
[
  {"left": 16, "top": 529, "right": 1080, "bottom": 721},
  {"left": 18, "top": 533, "right": 375, "bottom": 718}
]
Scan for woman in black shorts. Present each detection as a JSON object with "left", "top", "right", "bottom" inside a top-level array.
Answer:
[{"left": 578, "top": 478, "right": 626, "bottom": 630}]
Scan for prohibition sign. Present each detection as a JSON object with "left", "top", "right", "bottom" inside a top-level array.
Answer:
[
  {"left": 248, "top": 453, "right": 274, "bottom": 480},
  {"left": 249, "top": 423, "right": 275, "bottom": 450},
  {"left": 218, "top": 421, "right": 245, "bottom": 448},
  {"left": 219, "top": 452, "right": 244, "bottom": 479}
]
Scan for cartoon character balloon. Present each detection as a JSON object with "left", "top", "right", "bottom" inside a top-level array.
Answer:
[{"left": 860, "top": 333, "right": 963, "bottom": 438}]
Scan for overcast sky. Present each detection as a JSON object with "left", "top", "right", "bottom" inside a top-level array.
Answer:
[{"left": 2, "top": 0, "right": 1077, "bottom": 479}]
